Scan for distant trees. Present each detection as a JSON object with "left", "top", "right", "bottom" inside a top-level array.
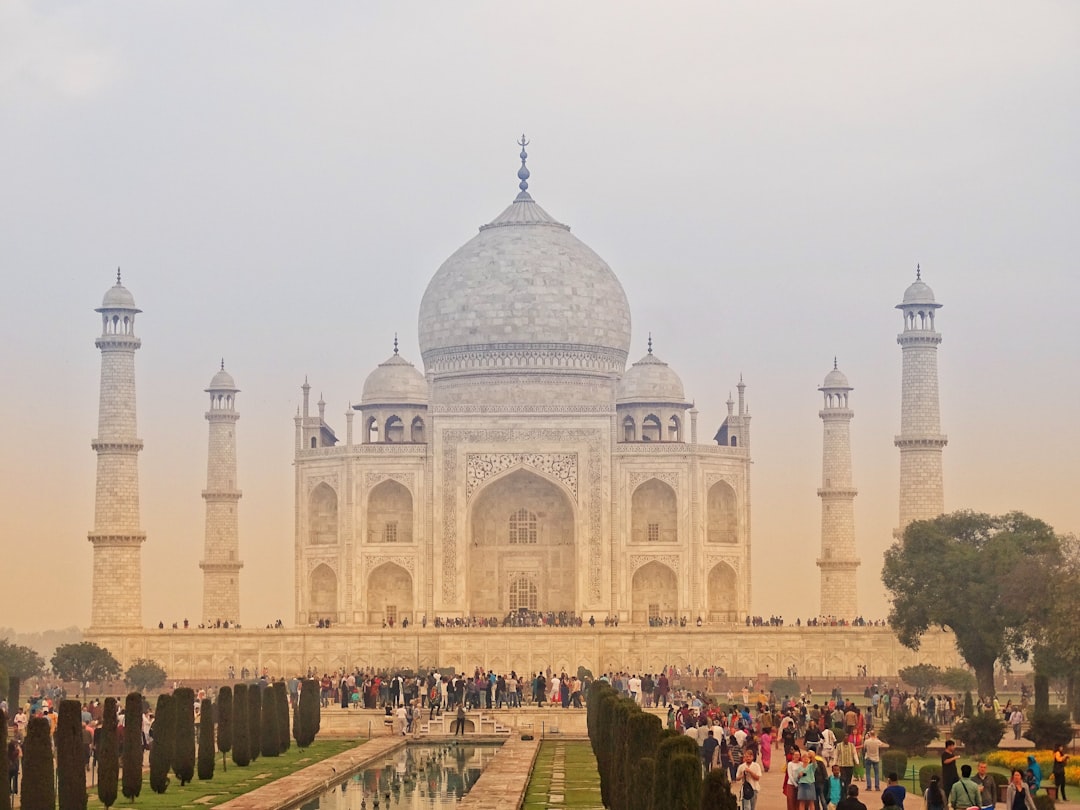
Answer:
[
  {"left": 197, "top": 698, "right": 215, "bottom": 780},
  {"left": 97, "top": 697, "right": 120, "bottom": 809},
  {"left": 217, "top": 686, "right": 233, "bottom": 770},
  {"left": 172, "top": 687, "right": 196, "bottom": 786},
  {"left": 121, "top": 692, "right": 144, "bottom": 800},
  {"left": 51, "top": 642, "right": 121, "bottom": 696},
  {"left": 125, "top": 659, "right": 167, "bottom": 693},
  {"left": 21, "top": 716, "right": 55, "bottom": 810},
  {"left": 0, "top": 639, "right": 44, "bottom": 680},
  {"left": 56, "top": 699, "right": 88, "bottom": 810},
  {"left": 149, "top": 693, "right": 174, "bottom": 793},
  {"left": 231, "top": 683, "right": 250, "bottom": 767}
]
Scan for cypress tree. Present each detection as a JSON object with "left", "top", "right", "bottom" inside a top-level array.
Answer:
[
  {"left": 701, "top": 768, "right": 739, "bottom": 810},
  {"left": 625, "top": 710, "right": 661, "bottom": 810},
  {"left": 21, "top": 716, "right": 55, "bottom": 810},
  {"left": 148, "top": 693, "right": 174, "bottom": 793},
  {"left": 259, "top": 686, "right": 279, "bottom": 758},
  {"left": 0, "top": 709, "right": 8, "bottom": 810},
  {"left": 216, "top": 687, "right": 232, "bottom": 770},
  {"left": 666, "top": 753, "right": 703, "bottom": 810},
  {"left": 273, "top": 682, "right": 290, "bottom": 753},
  {"left": 121, "top": 692, "right": 143, "bottom": 801},
  {"left": 630, "top": 756, "right": 656, "bottom": 810},
  {"left": 172, "top": 687, "right": 196, "bottom": 786},
  {"left": 197, "top": 698, "right": 215, "bottom": 780},
  {"left": 653, "top": 733, "right": 699, "bottom": 807},
  {"left": 295, "top": 678, "right": 319, "bottom": 748},
  {"left": 97, "top": 698, "right": 119, "bottom": 809},
  {"left": 246, "top": 685, "right": 261, "bottom": 762},
  {"left": 57, "top": 699, "right": 88, "bottom": 810},
  {"left": 231, "top": 683, "right": 250, "bottom": 767}
]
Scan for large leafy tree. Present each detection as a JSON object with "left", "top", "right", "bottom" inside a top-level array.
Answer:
[
  {"left": 125, "top": 658, "right": 167, "bottom": 693},
  {"left": 897, "top": 664, "right": 941, "bottom": 697},
  {"left": 0, "top": 639, "right": 45, "bottom": 679},
  {"left": 1031, "top": 534, "right": 1080, "bottom": 720},
  {"left": 882, "top": 510, "right": 1060, "bottom": 698},
  {"left": 51, "top": 642, "right": 121, "bottom": 692}
]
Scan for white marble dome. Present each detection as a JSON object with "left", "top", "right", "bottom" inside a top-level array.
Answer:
[
  {"left": 362, "top": 351, "right": 427, "bottom": 405},
  {"left": 208, "top": 365, "right": 238, "bottom": 391},
  {"left": 901, "top": 279, "right": 938, "bottom": 306},
  {"left": 417, "top": 191, "right": 632, "bottom": 376},
  {"left": 821, "top": 366, "right": 851, "bottom": 390},
  {"left": 100, "top": 280, "right": 138, "bottom": 310},
  {"left": 617, "top": 351, "right": 687, "bottom": 404}
]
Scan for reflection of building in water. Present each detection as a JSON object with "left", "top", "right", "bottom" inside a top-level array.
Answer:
[{"left": 294, "top": 145, "right": 752, "bottom": 628}]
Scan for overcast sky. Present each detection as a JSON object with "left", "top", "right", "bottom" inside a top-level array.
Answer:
[{"left": 1, "top": 1, "right": 1077, "bottom": 632}]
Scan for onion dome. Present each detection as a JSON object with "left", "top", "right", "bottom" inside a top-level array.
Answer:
[
  {"left": 617, "top": 337, "right": 688, "bottom": 404},
  {"left": 820, "top": 358, "right": 851, "bottom": 391},
  {"left": 898, "top": 265, "right": 941, "bottom": 309},
  {"left": 361, "top": 340, "right": 427, "bottom": 405},
  {"left": 207, "top": 360, "right": 238, "bottom": 392},
  {"left": 97, "top": 268, "right": 140, "bottom": 312}
]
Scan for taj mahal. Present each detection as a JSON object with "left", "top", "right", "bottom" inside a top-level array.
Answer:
[{"left": 84, "top": 142, "right": 961, "bottom": 678}]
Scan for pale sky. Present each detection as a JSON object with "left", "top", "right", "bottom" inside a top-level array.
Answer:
[{"left": 1, "top": 1, "right": 1078, "bottom": 632}]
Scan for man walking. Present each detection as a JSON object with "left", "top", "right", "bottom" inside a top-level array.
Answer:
[
  {"left": 835, "top": 735, "right": 860, "bottom": 794},
  {"left": 863, "top": 730, "right": 887, "bottom": 791},
  {"left": 975, "top": 762, "right": 998, "bottom": 810}
]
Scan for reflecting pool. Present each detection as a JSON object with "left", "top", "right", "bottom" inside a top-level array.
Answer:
[{"left": 293, "top": 742, "right": 503, "bottom": 809}]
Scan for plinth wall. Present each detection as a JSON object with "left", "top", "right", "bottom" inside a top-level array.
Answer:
[{"left": 86, "top": 626, "right": 962, "bottom": 681}]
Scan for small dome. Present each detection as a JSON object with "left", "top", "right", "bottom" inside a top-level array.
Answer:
[
  {"left": 99, "top": 281, "right": 139, "bottom": 311},
  {"left": 821, "top": 367, "right": 851, "bottom": 390},
  {"left": 207, "top": 365, "right": 238, "bottom": 391},
  {"left": 362, "top": 352, "right": 427, "bottom": 405},
  {"left": 617, "top": 352, "right": 687, "bottom": 404},
  {"left": 901, "top": 279, "right": 938, "bottom": 305}
]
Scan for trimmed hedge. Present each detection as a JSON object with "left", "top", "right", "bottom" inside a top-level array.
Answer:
[
  {"left": 247, "top": 685, "right": 261, "bottom": 762},
  {"left": 56, "top": 699, "right": 88, "bottom": 810},
  {"left": 273, "top": 681, "right": 290, "bottom": 753},
  {"left": 667, "top": 753, "right": 704, "bottom": 810},
  {"left": 217, "top": 685, "right": 233, "bottom": 768},
  {"left": 121, "top": 692, "right": 143, "bottom": 800},
  {"left": 702, "top": 767, "right": 739, "bottom": 810},
  {"left": 260, "top": 684, "right": 280, "bottom": 757},
  {"left": 149, "top": 693, "right": 174, "bottom": 793},
  {"left": 231, "top": 683, "right": 250, "bottom": 767},
  {"left": 197, "top": 698, "right": 215, "bottom": 780},
  {"left": 21, "top": 715, "right": 55, "bottom": 810},
  {"left": 881, "top": 751, "right": 909, "bottom": 781},
  {"left": 97, "top": 697, "right": 120, "bottom": 809},
  {"left": 173, "top": 686, "right": 196, "bottom": 785},
  {"left": 954, "top": 711, "right": 1006, "bottom": 754},
  {"left": 879, "top": 712, "right": 937, "bottom": 754}
]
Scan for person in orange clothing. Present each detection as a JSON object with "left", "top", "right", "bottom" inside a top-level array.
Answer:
[{"left": 1052, "top": 744, "right": 1070, "bottom": 801}]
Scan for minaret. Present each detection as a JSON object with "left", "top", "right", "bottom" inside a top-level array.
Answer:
[
  {"left": 895, "top": 266, "right": 947, "bottom": 534},
  {"left": 88, "top": 271, "right": 146, "bottom": 629},
  {"left": 817, "top": 360, "right": 859, "bottom": 617},
  {"left": 200, "top": 361, "right": 243, "bottom": 624}
]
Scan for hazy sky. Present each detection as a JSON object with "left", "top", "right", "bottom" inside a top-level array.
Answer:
[{"left": 2, "top": 2, "right": 1078, "bottom": 632}]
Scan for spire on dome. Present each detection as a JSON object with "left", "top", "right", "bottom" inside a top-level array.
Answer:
[
  {"left": 516, "top": 134, "right": 530, "bottom": 195},
  {"left": 221, "top": 358, "right": 225, "bottom": 371},
  {"left": 116, "top": 267, "right": 122, "bottom": 284},
  {"left": 647, "top": 332, "right": 653, "bottom": 355},
  {"left": 393, "top": 333, "right": 399, "bottom": 355},
  {"left": 834, "top": 356, "right": 838, "bottom": 370},
  {"left": 916, "top": 263, "right": 921, "bottom": 281}
]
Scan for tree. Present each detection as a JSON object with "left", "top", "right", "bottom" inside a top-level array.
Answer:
[
  {"left": 898, "top": 664, "right": 942, "bottom": 697},
  {"left": 260, "top": 685, "right": 279, "bottom": 758},
  {"left": 231, "top": 683, "right": 250, "bottom": 767},
  {"left": 125, "top": 659, "right": 167, "bottom": 693},
  {"left": 879, "top": 712, "right": 938, "bottom": 754},
  {"left": 97, "top": 697, "right": 120, "bottom": 809},
  {"left": 51, "top": 642, "right": 121, "bottom": 694},
  {"left": 953, "top": 711, "right": 1005, "bottom": 754},
  {"left": 21, "top": 716, "right": 55, "bottom": 810},
  {"left": 217, "top": 686, "right": 233, "bottom": 770},
  {"left": 294, "top": 678, "right": 319, "bottom": 748},
  {"left": 0, "top": 639, "right": 44, "bottom": 680},
  {"left": 882, "top": 511, "right": 1061, "bottom": 698},
  {"left": 0, "top": 709, "right": 8, "bottom": 810},
  {"left": 939, "top": 668, "right": 977, "bottom": 694},
  {"left": 56, "top": 699, "right": 88, "bottom": 810},
  {"left": 273, "top": 682, "right": 290, "bottom": 753},
  {"left": 121, "top": 692, "right": 143, "bottom": 801},
  {"left": 197, "top": 698, "right": 215, "bottom": 780},
  {"left": 172, "top": 687, "right": 196, "bottom": 786},
  {"left": 701, "top": 768, "right": 739, "bottom": 810},
  {"left": 149, "top": 693, "right": 174, "bottom": 793},
  {"left": 247, "top": 685, "right": 261, "bottom": 762}
]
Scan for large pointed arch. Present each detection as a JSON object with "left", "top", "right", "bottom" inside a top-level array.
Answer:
[
  {"left": 631, "top": 561, "right": 678, "bottom": 624},
  {"left": 308, "top": 483, "right": 338, "bottom": 545},
  {"left": 707, "top": 480, "right": 738, "bottom": 544},
  {"left": 310, "top": 563, "right": 338, "bottom": 620},
  {"left": 631, "top": 478, "right": 677, "bottom": 544},
  {"left": 707, "top": 562, "right": 737, "bottom": 622},
  {"left": 368, "top": 479, "right": 413, "bottom": 543},
  {"left": 366, "top": 562, "right": 413, "bottom": 626}
]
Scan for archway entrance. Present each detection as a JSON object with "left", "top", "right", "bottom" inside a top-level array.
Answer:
[
  {"left": 631, "top": 561, "right": 678, "bottom": 624},
  {"left": 367, "top": 562, "right": 413, "bottom": 627},
  {"left": 707, "top": 562, "right": 737, "bottom": 622},
  {"left": 468, "top": 468, "right": 576, "bottom": 616},
  {"left": 309, "top": 564, "right": 338, "bottom": 621}
]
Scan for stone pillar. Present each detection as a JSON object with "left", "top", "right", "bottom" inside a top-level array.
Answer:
[
  {"left": 88, "top": 272, "right": 146, "bottom": 630},
  {"left": 200, "top": 362, "right": 243, "bottom": 624},
  {"left": 817, "top": 361, "right": 859, "bottom": 618},
  {"left": 894, "top": 268, "right": 947, "bottom": 534}
]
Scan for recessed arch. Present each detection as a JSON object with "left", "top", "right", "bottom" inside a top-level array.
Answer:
[
  {"left": 410, "top": 416, "right": 425, "bottom": 443},
  {"left": 309, "top": 483, "right": 338, "bottom": 545},
  {"left": 668, "top": 414, "right": 681, "bottom": 442},
  {"left": 707, "top": 562, "right": 737, "bottom": 623},
  {"left": 368, "top": 479, "right": 413, "bottom": 543},
  {"left": 631, "top": 478, "right": 677, "bottom": 544},
  {"left": 366, "top": 562, "right": 413, "bottom": 626},
  {"left": 310, "top": 564, "right": 338, "bottom": 619},
  {"left": 366, "top": 416, "right": 379, "bottom": 443},
  {"left": 622, "top": 415, "right": 636, "bottom": 442},
  {"left": 707, "top": 481, "right": 737, "bottom": 544},
  {"left": 384, "top": 415, "right": 404, "bottom": 443},
  {"left": 631, "top": 561, "right": 678, "bottom": 624},
  {"left": 641, "top": 414, "right": 661, "bottom": 442}
]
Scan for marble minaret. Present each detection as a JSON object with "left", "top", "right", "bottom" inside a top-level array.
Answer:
[
  {"left": 817, "top": 360, "right": 860, "bottom": 617},
  {"left": 895, "top": 267, "right": 947, "bottom": 535},
  {"left": 89, "top": 271, "right": 146, "bottom": 629},
  {"left": 200, "top": 362, "right": 243, "bottom": 623}
]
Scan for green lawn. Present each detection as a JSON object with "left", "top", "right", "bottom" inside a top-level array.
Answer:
[
  {"left": 522, "top": 741, "right": 603, "bottom": 810},
  {"left": 84, "top": 739, "right": 360, "bottom": 809}
]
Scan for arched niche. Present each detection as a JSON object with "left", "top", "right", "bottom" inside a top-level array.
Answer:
[
  {"left": 368, "top": 479, "right": 413, "bottom": 543},
  {"left": 631, "top": 561, "right": 678, "bottom": 624},
  {"left": 309, "top": 483, "right": 338, "bottom": 545},
  {"left": 707, "top": 562, "right": 737, "bottom": 622},
  {"left": 706, "top": 481, "right": 737, "bottom": 543},
  {"left": 410, "top": 416, "right": 425, "bottom": 443},
  {"left": 310, "top": 564, "right": 338, "bottom": 619},
  {"left": 631, "top": 478, "right": 677, "bottom": 544},
  {"left": 366, "top": 562, "right": 413, "bottom": 626},
  {"left": 468, "top": 468, "right": 576, "bottom": 615}
]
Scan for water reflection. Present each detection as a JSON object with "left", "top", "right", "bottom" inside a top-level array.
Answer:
[{"left": 297, "top": 743, "right": 502, "bottom": 809}]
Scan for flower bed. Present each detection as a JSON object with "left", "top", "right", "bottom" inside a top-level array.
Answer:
[{"left": 983, "top": 751, "right": 1079, "bottom": 787}]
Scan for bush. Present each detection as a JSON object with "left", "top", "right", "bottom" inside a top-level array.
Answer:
[
  {"left": 881, "top": 752, "right": 909, "bottom": 781},
  {"left": 1023, "top": 710, "right": 1073, "bottom": 749},
  {"left": 149, "top": 693, "right": 174, "bottom": 793},
  {"left": 770, "top": 678, "right": 800, "bottom": 700},
  {"left": 121, "top": 692, "right": 143, "bottom": 800},
  {"left": 97, "top": 697, "right": 119, "bottom": 808},
  {"left": 247, "top": 685, "right": 261, "bottom": 762},
  {"left": 919, "top": 764, "right": 942, "bottom": 791},
  {"left": 260, "top": 685, "right": 280, "bottom": 757},
  {"left": 879, "top": 712, "right": 938, "bottom": 754},
  {"left": 231, "top": 683, "right": 250, "bottom": 767},
  {"left": 653, "top": 734, "right": 700, "bottom": 806},
  {"left": 216, "top": 686, "right": 233, "bottom": 768},
  {"left": 294, "top": 678, "right": 320, "bottom": 748},
  {"left": 173, "top": 686, "right": 196, "bottom": 785},
  {"left": 197, "top": 698, "right": 215, "bottom": 780},
  {"left": 953, "top": 711, "right": 1005, "bottom": 754},
  {"left": 630, "top": 756, "right": 656, "bottom": 810},
  {"left": 666, "top": 753, "right": 703, "bottom": 810},
  {"left": 701, "top": 767, "right": 738, "bottom": 810},
  {"left": 21, "top": 716, "right": 55, "bottom": 810},
  {"left": 56, "top": 699, "right": 87, "bottom": 810},
  {"left": 1034, "top": 795, "right": 1055, "bottom": 810},
  {"left": 273, "top": 682, "right": 290, "bottom": 753}
]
